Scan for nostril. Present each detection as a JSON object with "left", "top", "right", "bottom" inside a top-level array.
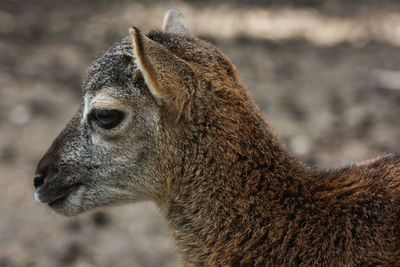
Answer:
[{"left": 34, "top": 173, "right": 46, "bottom": 187}]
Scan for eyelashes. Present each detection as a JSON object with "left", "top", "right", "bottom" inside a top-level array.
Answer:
[{"left": 88, "top": 109, "right": 125, "bottom": 130}]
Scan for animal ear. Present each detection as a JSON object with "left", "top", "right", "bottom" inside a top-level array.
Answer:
[
  {"left": 162, "top": 8, "right": 192, "bottom": 35},
  {"left": 129, "top": 27, "right": 196, "bottom": 118}
]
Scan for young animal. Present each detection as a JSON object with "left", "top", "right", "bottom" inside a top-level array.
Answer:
[{"left": 34, "top": 9, "right": 400, "bottom": 266}]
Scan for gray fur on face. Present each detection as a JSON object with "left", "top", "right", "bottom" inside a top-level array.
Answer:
[
  {"left": 84, "top": 37, "right": 139, "bottom": 94},
  {"left": 34, "top": 37, "right": 162, "bottom": 215}
]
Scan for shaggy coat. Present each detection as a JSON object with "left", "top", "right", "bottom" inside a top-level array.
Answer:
[{"left": 34, "top": 9, "right": 400, "bottom": 266}]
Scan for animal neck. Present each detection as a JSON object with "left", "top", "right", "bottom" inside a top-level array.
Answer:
[{"left": 157, "top": 93, "right": 315, "bottom": 265}]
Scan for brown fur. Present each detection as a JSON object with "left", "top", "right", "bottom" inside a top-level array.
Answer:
[
  {"left": 130, "top": 29, "right": 400, "bottom": 266},
  {"left": 35, "top": 10, "right": 400, "bottom": 266}
]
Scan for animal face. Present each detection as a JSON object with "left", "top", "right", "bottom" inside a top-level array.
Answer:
[
  {"left": 34, "top": 39, "right": 162, "bottom": 215},
  {"left": 34, "top": 10, "right": 242, "bottom": 216}
]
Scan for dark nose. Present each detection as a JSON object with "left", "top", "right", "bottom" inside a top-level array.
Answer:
[
  {"left": 34, "top": 165, "right": 58, "bottom": 188},
  {"left": 34, "top": 173, "right": 46, "bottom": 187},
  {"left": 35, "top": 131, "right": 62, "bottom": 188},
  {"left": 34, "top": 143, "right": 60, "bottom": 189}
]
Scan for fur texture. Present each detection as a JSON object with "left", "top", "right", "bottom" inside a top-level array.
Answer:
[{"left": 34, "top": 9, "right": 400, "bottom": 266}]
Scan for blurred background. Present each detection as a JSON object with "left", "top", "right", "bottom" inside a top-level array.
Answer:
[{"left": 1, "top": 0, "right": 400, "bottom": 266}]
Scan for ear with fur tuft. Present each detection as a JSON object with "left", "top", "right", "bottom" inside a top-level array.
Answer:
[
  {"left": 129, "top": 27, "right": 196, "bottom": 119},
  {"left": 162, "top": 8, "right": 192, "bottom": 35}
]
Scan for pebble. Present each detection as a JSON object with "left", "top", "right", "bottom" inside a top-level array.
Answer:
[
  {"left": 8, "top": 104, "right": 31, "bottom": 125},
  {"left": 289, "top": 135, "right": 312, "bottom": 156}
]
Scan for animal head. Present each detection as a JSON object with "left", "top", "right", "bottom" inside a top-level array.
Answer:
[{"left": 34, "top": 9, "right": 253, "bottom": 215}]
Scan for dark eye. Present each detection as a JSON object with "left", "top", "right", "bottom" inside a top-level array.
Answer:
[{"left": 88, "top": 109, "right": 125, "bottom": 129}]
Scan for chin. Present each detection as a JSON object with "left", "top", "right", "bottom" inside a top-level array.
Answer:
[
  {"left": 48, "top": 185, "right": 91, "bottom": 216},
  {"left": 38, "top": 183, "right": 138, "bottom": 216},
  {"left": 49, "top": 199, "right": 87, "bottom": 216}
]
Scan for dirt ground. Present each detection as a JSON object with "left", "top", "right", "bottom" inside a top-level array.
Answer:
[{"left": 1, "top": 1, "right": 400, "bottom": 266}]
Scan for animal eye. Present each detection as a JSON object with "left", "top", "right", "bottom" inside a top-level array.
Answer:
[{"left": 88, "top": 109, "right": 125, "bottom": 130}]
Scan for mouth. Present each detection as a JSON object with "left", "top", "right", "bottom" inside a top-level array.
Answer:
[
  {"left": 47, "top": 182, "right": 84, "bottom": 207},
  {"left": 35, "top": 181, "right": 89, "bottom": 216}
]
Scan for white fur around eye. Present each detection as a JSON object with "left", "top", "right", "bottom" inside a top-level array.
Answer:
[
  {"left": 83, "top": 88, "right": 132, "bottom": 129},
  {"left": 82, "top": 95, "right": 91, "bottom": 124},
  {"left": 85, "top": 96, "right": 133, "bottom": 139}
]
